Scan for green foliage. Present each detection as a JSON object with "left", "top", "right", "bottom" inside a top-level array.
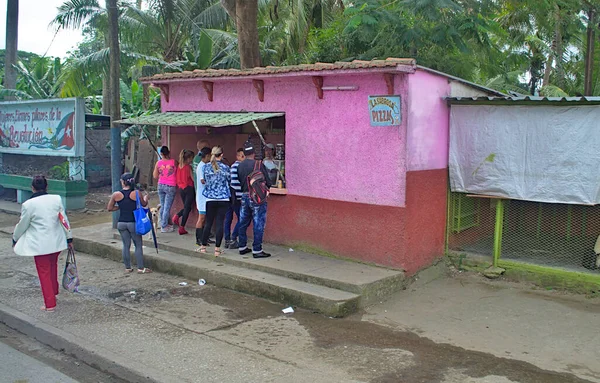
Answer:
[
  {"left": 0, "top": 55, "right": 65, "bottom": 100},
  {"left": 29, "top": 0, "right": 600, "bottom": 108},
  {"left": 49, "top": 161, "right": 70, "bottom": 181}
]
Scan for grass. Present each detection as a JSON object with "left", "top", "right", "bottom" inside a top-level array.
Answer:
[{"left": 446, "top": 251, "right": 600, "bottom": 294}]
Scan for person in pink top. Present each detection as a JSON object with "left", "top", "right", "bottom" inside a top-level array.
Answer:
[{"left": 153, "top": 146, "right": 177, "bottom": 233}]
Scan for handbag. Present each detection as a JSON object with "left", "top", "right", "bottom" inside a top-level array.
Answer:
[
  {"left": 134, "top": 191, "right": 152, "bottom": 235},
  {"left": 62, "top": 248, "right": 80, "bottom": 292}
]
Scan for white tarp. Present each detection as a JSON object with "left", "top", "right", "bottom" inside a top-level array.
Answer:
[{"left": 449, "top": 105, "right": 600, "bottom": 205}]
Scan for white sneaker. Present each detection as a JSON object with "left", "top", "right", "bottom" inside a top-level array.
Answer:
[{"left": 161, "top": 226, "right": 174, "bottom": 233}]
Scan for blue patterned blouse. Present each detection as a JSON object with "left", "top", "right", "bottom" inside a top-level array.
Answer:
[{"left": 202, "top": 161, "right": 231, "bottom": 201}]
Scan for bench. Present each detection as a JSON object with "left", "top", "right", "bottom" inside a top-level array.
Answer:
[{"left": 0, "top": 174, "right": 88, "bottom": 210}]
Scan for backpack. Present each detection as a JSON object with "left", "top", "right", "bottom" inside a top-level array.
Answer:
[{"left": 247, "top": 160, "right": 269, "bottom": 204}]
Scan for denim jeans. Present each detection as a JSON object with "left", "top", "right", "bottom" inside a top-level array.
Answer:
[
  {"left": 158, "top": 184, "right": 176, "bottom": 228},
  {"left": 224, "top": 201, "right": 241, "bottom": 241},
  {"left": 238, "top": 194, "right": 268, "bottom": 253}
]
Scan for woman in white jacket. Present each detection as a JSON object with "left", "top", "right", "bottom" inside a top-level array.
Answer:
[{"left": 12, "top": 176, "right": 73, "bottom": 312}]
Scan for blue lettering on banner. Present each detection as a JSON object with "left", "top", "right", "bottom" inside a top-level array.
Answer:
[{"left": 368, "top": 95, "right": 401, "bottom": 126}]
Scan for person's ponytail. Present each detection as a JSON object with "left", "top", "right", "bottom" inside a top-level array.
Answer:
[
  {"left": 178, "top": 149, "right": 185, "bottom": 169},
  {"left": 210, "top": 146, "right": 223, "bottom": 172}
]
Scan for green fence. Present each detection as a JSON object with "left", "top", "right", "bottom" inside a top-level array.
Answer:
[{"left": 447, "top": 193, "right": 600, "bottom": 274}]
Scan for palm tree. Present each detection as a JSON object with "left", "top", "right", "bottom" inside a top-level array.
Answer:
[
  {"left": 107, "top": 0, "right": 121, "bottom": 123},
  {"left": 4, "top": 0, "right": 19, "bottom": 99},
  {"left": 52, "top": 0, "right": 111, "bottom": 112},
  {"left": 122, "top": 0, "right": 228, "bottom": 63},
  {"left": 221, "top": 0, "right": 261, "bottom": 68},
  {"left": 257, "top": 0, "right": 345, "bottom": 64}
]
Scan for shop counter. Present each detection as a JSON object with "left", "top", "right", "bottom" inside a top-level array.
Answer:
[{"left": 270, "top": 187, "right": 288, "bottom": 195}]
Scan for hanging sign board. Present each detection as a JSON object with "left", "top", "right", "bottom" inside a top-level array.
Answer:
[
  {"left": 369, "top": 95, "right": 401, "bottom": 126},
  {"left": 0, "top": 98, "right": 85, "bottom": 157}
]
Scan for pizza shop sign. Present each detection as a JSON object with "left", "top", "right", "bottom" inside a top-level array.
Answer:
[
  {"left": 368, "top": 95, "right": 401, "bottom": 126},
  {"left": 0, "top": 98, "right": 85, "bottom": 157}
]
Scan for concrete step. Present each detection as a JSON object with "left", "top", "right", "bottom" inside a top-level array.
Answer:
[
  {"left": 70, "top": 228, "right": 359, "bottom": 317},
  {"left": 117, "top": 227, "right": 405, "bottom": 307},
  {"left": 1, "top": 222, "right": 404, "bottom": 316}
]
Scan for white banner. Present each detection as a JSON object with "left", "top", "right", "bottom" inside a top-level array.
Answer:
[
  {"left": 449, "top": 105, "right": 600, "bottom": 205},
  {"left": 0, "top": 98, "right": 85, "bottom": 157}
]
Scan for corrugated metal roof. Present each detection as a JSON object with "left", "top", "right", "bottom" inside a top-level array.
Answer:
[
  {"left": 416, "top": 66, "right": 506, "bottom": 97},
  {"left": 114, "top": 112, "right": 284, "bottom": 127},
  {"left": 447, "top": 96, "right": 600, "bottom": 105},
  {"left": 141, "top": 58, "right": 416, "bottom": 82}
]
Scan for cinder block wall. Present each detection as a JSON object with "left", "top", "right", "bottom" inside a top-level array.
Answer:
[
  {"left": 85, "top": 129, "right": 111, "bottom": 188},
  {"left": 0, "top": 129, "right": 112, "bottom": 188}
]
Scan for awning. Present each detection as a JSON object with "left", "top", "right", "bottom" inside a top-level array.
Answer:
[{"left": 114, "top": 112, "right": 284, "bottom": 127}]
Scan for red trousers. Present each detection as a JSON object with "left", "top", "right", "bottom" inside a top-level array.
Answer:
[{"left": 34, "top": 252, "right": 60, "bottom": 309}]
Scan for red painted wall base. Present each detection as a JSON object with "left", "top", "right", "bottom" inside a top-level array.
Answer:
[
  {"left": 168, "top": 168, "right": 447, "bottom": 274},
  {"left": 267, "top": 169, "right": 448, "bottom": 274}
]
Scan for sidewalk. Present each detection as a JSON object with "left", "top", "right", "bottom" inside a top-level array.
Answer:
[
  {"left": 0, "top": 231, "right": 598, "bottom": 382},
  {"left": 69, "top": 222, "right": 405, "bottom": 317},
  {"left": 0, "top": 199, "right": 20, "bottom": 215},
  {"left": 362, "top": 264, "right": 600, "bottom": 382},
  {"left": 0, "top": 235, "right": 361, "bottom": 383}
]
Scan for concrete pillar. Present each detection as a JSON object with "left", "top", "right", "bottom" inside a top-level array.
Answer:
[
  {"left": 68, "top": 157, "right": 85, "bottom": 181},
  {"left": 16, "top": 189, "right": 32, "bottom": 204}
]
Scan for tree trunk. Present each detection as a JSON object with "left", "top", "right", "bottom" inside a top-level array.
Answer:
[
  {"left": 102, "top": 76, "right": 110, "bottom": 115},
  {"left": 554, "top": 5, "right": 565, "bottom": 90},
  {"left": 107, "top": 0, "right": 121, "bottom": 122},
  {"left": 542, "top": 54, "right": 553, "bottom": 88},
  {"left": 4, "top": 0, "right": 19, "bottom": 98},
  {"left": 584, "top": 8, "right": 596, "bottom": 96},
  {"left": 236, "top": 0, "right": 260, "bottom": 68},
  {"left": 142, "top": 65, "right": 154, "bottom": 110},
  {"left": 221, "top": 0, "right": 260, "bottom": 69},
  {"left": 220, "top": 0, "right": 236, "bottom": 19},
  {"left": 107, "top": 0, "right": 122, "bottom": 228}
]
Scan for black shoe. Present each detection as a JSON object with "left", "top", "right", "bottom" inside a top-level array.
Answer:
[
  {"left": 208, "top": 238, "right": 216, "bottom": 244},
  {"left": 229, "top": 240, "right": 239, "bottom": 249},
  {"left": 239, "top": 248, "right": 252, "bottom": 255},
  {"left": 253, "top": 251, "right": 271, "bottom": 259}
]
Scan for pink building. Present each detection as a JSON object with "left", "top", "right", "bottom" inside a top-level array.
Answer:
[{"left": 136, "top": 59, "right": 500, "bottom": 275}]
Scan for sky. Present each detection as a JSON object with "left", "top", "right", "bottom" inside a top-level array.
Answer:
[{"left": 0, "top": 0, "right": 86, "bottom": 59}]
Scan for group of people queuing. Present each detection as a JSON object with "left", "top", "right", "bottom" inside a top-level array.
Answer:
[{"left": 110, "top": 138, "right": 274, "bottom": 274}]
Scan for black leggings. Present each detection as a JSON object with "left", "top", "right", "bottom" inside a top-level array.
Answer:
[
  {"left": 202, "top": 201, "right": 229, "bottom": 247},
  {"left": 177, "top": 186, "right": 195, "bottom": 226}
]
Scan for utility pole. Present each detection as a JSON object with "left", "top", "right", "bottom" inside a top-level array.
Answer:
[{"left": 107, "top": 0, "right": 122, "bottom": 228}]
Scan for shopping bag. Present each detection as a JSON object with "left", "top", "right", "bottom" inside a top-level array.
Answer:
[
  {"left": 62, "top": 248, "right": 80, "bottom": 292},
  {"left": 134, "top": 191, "right": 152, "bottom": 235}
]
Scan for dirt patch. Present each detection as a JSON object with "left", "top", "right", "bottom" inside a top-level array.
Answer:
[{"left": 291, "top": 313, "right": 593, "bottom": 383}]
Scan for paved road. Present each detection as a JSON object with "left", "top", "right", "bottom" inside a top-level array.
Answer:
[
  {"left": 0, "top": 323, "right": 126, "bottom": 383},
  {"left": 0, "top": 341, "right": 79, "bottom": 383}
]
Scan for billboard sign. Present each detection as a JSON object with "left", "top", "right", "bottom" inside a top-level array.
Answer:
[{"left": 0, "top": 98, "right": 85, "bottom": 157}]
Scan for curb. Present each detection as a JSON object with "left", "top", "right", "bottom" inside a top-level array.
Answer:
[
  {"left": 0, "top": 303, "right": 170, "bottom": 383},
  {"left": 0, "top": 208, "right": 19, "bottom": 216},
  {"left": 73, "top": 236, "right": 360, "bottom": 317},
  {"left": 125, "top": 233, "right": 406, "bottom": 307}
]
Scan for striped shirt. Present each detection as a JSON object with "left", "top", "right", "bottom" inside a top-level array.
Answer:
[{"left": 231, "top": 161, "right": 242, "bottom": 201}]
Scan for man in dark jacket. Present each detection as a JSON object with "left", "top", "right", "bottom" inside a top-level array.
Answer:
[{"left": 237, "top": 141, "right": 272, "bottom": 258}]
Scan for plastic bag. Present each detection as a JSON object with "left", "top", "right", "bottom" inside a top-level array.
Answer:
[
  {"left": 134, "top": 191, "right": 152, "bottom": 235},
  {"left": 62, "top": 248, "right": 80, "bottom": 292}
]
